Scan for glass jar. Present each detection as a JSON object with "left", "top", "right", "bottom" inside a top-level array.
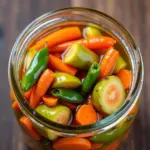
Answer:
[{"left": 8, "top": 8, "right": 144, "bottom": 150}]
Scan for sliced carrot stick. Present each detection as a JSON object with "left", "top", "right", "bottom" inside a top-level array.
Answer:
[
  {"left": 53, "top": 53, "right": 62, "bottom": 59},
  {"left": 90, "top": 143, "right": 103, "bottom": 150},
  {"left": 29, "top": 86, "right": 39, "bottom": 109},
  {"left": 30, "top": 69, "right": 54, "bottom": 109},
  {"left": 60, "top": 101, "right": 77, "bottom": 111},
  {"left": 53, "top": 137, "right": 91, "bottom": 150},
  {"left": 42, "top": 95, "right": 58, "bottom": 107},
  {"left": 10, "top": 90, "right": 17, "bottom": 101},
  {"left": 75, "top": 104, "right": 98, "bottom": 125},
  {"left": 12, "top": 101, "right": 20, "bottom": 111},
  {"left": 49, "top": 54, "right": 77, "bottom": 75},
  {"left": 117, "top": 69, "right": 132, "bottom": 89},
  {"left": 50, "top": 36, "right": 116, "bottom": 53},
  {"left": 31, "top": 27, "right": 81, "bottom": 50},
  {"left": 24, "top": 88, "right": 33, "bottom": 100},
  {"left": 100, "top": 47, "right": 119, "bottom": 78},
  {"left": 20, "top": 116, "right": 42, "bottom": 140},
  {"left": 102, "top": 140, "right": 120, "bottom": 150}
]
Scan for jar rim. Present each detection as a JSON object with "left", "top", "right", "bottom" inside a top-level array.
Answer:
[{"left": 8, "top": 7, "right": 144, "bottom": 135}]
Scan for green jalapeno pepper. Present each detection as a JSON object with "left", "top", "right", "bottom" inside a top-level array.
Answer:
[
  {"left": 22, "top": 48, "right": 49, "bottom": 91},
  {"left": 81, "top": 62, "right": 100, "bottom": 93},
  {"left": 64, "top": 43, "right": 99, "bottom": 70},
  {"left": 52, "top": 72, "right": 81, "bottom": 89},
  {"left": 50, "top": 88, "right": 84, "bottom": 104}
]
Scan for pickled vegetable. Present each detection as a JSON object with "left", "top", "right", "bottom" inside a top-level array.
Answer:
[
  {"left": 64, "top": 43, "right": 99, "bottom": 70},
  {"left": 24, "top": 49, "right": 37, "bottom": 70},
  {"left": 84, "top": 26, "right": 102, "bottom": 38},
  {"left": 52, "top": 72, "right": 81, "bottom": 89},
  {"left": 22, "top": 48, "right": 49, "bottom": 91},
  {"left": 50, "top": 89, "right": 84, "bottom": 104},
  {"left": 92, "top": 76, "right": 126, "bottom": 114},
  {"left": 114, "top": 55, "right": 127, "bottom": 73},
  {"left": 36, "top": 104, "right": 71, "bottom": 125}
]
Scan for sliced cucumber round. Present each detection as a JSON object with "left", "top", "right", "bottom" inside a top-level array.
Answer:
[{"left": 92, "top": 76, "right": 126, "bottom": 115}]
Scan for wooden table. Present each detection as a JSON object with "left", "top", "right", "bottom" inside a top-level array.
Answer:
[{"left": 0, "top": 0, "right": 149, "bottom": 149}]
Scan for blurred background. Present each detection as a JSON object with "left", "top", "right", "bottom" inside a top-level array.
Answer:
[{"left": 0, "top": 0, "right": 149, "bottom": 150}]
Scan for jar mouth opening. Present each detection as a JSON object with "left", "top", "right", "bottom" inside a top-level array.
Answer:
[{"left": 8, "top": 7, "right": 144, "bottom": 135}]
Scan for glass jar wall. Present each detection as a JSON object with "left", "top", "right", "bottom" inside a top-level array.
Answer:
[{"left": 8, "top": 8, "right": 144, "bottom": 150}]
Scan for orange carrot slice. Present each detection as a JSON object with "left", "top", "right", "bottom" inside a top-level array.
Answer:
[
  {"left": 12, "top": 101, "right": 20, "bottom": 111},
  {"left": 76, "top": 104, "right": 98, "bottom": 125},
  {"left": 53, "top": 137, "right": 91, "bottom": 150},
  {"left": 49, "top": 54, "right": 77, "bottom": 75},
  {"left": 100, "top": 47, "right": 119, "bottom": 78},
  {"left": 30, "top": 69, "right": 54, "bottom": 109},
  {"left": 42, "top": 95, "right": 58, "bottom": 107},
  {"left": 117, "top": 69, "right": 132, "bottom": 89},
  {"left": 24, "top": 88, "right": 33, "bottom": 100},
  {"left": 20, "top": 116, "right": 42, "bottom": 140},
  {"left": 31, "top": 27, "right": 81, "bottom": 50},
  {"left": 50, "top": 36, "right": 116, "bottom": 53}
]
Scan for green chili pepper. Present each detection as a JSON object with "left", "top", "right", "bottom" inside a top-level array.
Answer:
[
  {"left": 22, "top": 48, "right": 49, "bottom": 91},
  {"left": 64, "top": 43, "right": 99, "bottom": 70},
  {"left": 81, "top": 62, "right": 100, "bottom": 93},
  {"left": 50, "top": 88, "right": 84, "bottom": 103}
]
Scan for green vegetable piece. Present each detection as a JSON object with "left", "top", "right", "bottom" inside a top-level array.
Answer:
[
  {"left": 52, "top": 72, "right": 81, "bottom": 89},
  {"left": 92, "top": 76, "right": 126, "bottom": 115},
  {"left": 81, "top": 62, "right": 100, "bottom": 93},
  {"left": 24, "top": 49, "right": 37, "bottom": 70},
  {"left": 50, "top": 88, "right": 84, "bottom": 104},
  {"left": 64, "top": 43, "right": 99, "bottom": 70},
  {"left": 84, "top": 26, "right": 102, "bottom": 38},
  {"left": 91, "top": 114, "right": 134, "bottom": 143},
  {"left": 114, "top": 55, "right": 127, "bottom": 73},
  {"left": 36, "top": 104, "right": 71, "bottom": 125},
  {"left": 22, "top": 48, "right": 49, "bottom": 91}
]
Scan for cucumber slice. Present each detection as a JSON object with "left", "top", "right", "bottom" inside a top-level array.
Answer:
[
  {"left": 114, "top": 55, "right": 127, "bottom": 73},
  {"left": 36, "top": 104, "right": 71, "bottom": 125},
  {"left": 52, "top": 72, "right": 81, "bottom": 89},
  {"left": 64, "top": 43, "right": 99, "bottom": 70},
  {"left": 83, "top": 26, "right": 102, "bottom": 38},
  {"left": 92, "top": 76, "right": 126, "bottom": 115}
]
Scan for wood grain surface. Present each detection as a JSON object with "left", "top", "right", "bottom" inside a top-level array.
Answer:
[{"left": 0, "top": 0, "right": 149, "bottom": 150}]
